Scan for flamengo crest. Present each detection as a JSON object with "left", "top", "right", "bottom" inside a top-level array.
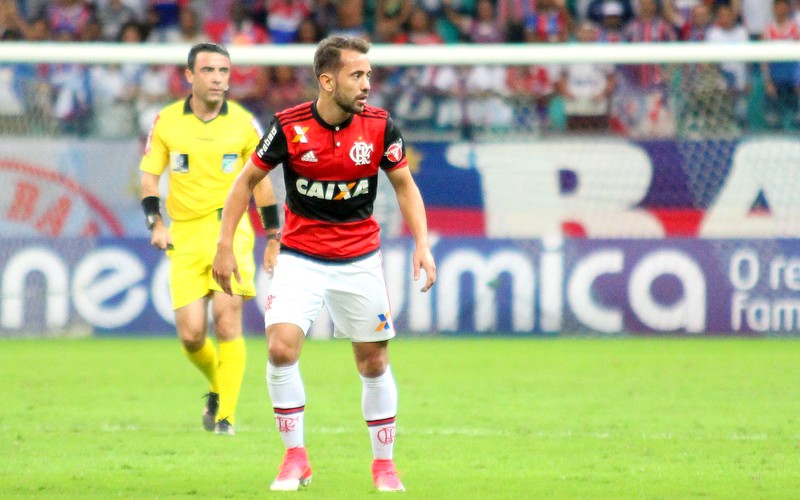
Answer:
[{"left": 349, "top": 141, "right": 373, "bottom": 166}]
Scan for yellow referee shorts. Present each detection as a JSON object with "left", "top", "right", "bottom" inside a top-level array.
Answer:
[{"left": 167, "top": 210, "right": 257, "bottom": 310}]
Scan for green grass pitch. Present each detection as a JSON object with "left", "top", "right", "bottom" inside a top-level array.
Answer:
[{"left": 2, "top": 336, "right": 799, "bottom": 499}]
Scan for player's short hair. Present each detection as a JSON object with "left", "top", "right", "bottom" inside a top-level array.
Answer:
[
  {"left": 187, "top": 43, "right": 230, "bottom": 72},
  {"left": 313, "top": 36, "right": 371, "bottom": 78}
]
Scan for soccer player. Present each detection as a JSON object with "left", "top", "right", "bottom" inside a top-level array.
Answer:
[
  {"left": 212, "top": 36, "right": 436, "bottom": 492},
  {"left": 139, "top": 43, "right": 279, "bottom": 436}
]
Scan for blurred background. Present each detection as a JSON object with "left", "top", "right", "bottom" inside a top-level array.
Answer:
[{"left": 1, "top": 0, "right": 799, "bottom": 337}]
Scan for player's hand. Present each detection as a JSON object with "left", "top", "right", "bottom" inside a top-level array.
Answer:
[
  {"left": 212, "top": 244, "right": 240, "bottom": 296},
  {"left": 263, "top": 239, "right": 280, "bottom": 276},
  {"left": 150, "top": 221, "right": 173, "bottom": 251},
  {"left": 413, "top": 246, "right": 436, "bottom": 292}
]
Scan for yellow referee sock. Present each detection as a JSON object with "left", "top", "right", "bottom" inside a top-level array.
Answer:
[
  {"left": 217, "top": 337, "right": 246, "bottom": 425},
  {"left": 182, "top": 337, "right": 220, "bottom": 394}
]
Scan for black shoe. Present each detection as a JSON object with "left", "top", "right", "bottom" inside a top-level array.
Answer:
[
  {"left": 215, "top": 417, "right": 235, "bottom": 436},
  {"left": 202, "top": 392, "right": 219, "bottom": 432}
]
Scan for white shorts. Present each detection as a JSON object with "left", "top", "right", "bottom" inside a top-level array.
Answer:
[{"left": 264, "top": 251, "right": 396, "bottom": 342}]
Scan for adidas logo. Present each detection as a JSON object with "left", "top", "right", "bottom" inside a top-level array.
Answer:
[{"left": 300, "top": 151, "right": 318, "bottom": 162}]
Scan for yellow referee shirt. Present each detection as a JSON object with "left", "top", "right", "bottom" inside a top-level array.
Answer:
[{"left": 139, "top": 97, "right": 263, "bottom": 221}]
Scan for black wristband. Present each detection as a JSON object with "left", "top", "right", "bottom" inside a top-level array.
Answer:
[
  {"left": 258, "top": 204, "right": 280, "bottom": 230},
  {"left": 141, "top": 196, "right": 161, "bottom": 230}
]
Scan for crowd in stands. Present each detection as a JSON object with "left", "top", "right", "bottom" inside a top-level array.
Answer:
[{"left": 0, "top": 0, "right": 798, "bottom": 139}]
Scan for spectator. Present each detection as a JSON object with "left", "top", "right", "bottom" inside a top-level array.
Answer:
[
  {"left": 207, "top": 4, "right": 270, "bottom": 121},
  {"left": 741, "top": 0, "right": 772, "bottom": 39},
  {"left": 672, "top": 3, "right": 713, "bottom": 40},
  {"left": 296, "top": 15, "right": 322, "bottom": 44},
  {"left": 0, "top": 28, "right": 37, "bottom": 133},
  {"left": 443, "top": 0, "right": 506, "bottom": 43},
  {"left": 291, "top": 17, "right": 323, "bottom": 104},
  {"left": 309, "top": 0, "right": 338, "bottom": 37},
  {"left": 89, "top": 61, "right": 139, "bottom": 136},
  {"left": 707, "top": 4, "right": 750, "bottom": 125},
  {"left": 148, "top": 0, "right": 181, "bottom": 31},
  {"left": 760, "top": 0, "right": 800, "bottom": 130},
  {"left": 614, "top": 0, "right": 678, "bottom": 137},
  {"left": 526, "top": 0, "right": 571, "bottom": 43},
  {"left": 374, "top": 0, "right": 413, "bottom": 42},
  {"left": 496, "top": 0, "right": 537, "bottom": 41},
  {"left": 596, "top": 0, "right": 628, "bottom": 41},
  {"left": 326, "top": 0, "right": 369, "bottom": 39},
  {"left": 266, "top": 0, "right": 312, "bottom": 43},
  {"left": 433, "top": 64, "right": 515, "bottom": 133},
  {"left": 263, "top": 65, "right": 304, "bottom": 116},
  {"left": 161, "top": 5, "right": 206, "bottom": 44},
  {"left": 45, "top": 29, "right": 92, "bottom": 135},
  {"left": 586, "top": 0, "right": 634, "bottom": 25},
  {"left": 388, "top": 6, "right": 443, "bottom": 127},
  {"left": 663, "top": 0, "right": 740, "bottom": 32},
  {"left": 25, "top": 15, "right": 50, "bottom": 41},
  {"left": 205, "top": 3, "right": 268, "bottom": 44},
  {"left": 0, "top": 0, "right": 20, "bottom": 38},
  {"left": 96, "top": 0, "right": 138, "bottom": 41},
  {"left": 505, "top": 26, "right": 561, "bottom": 131},
  {"left": 136, "top": 64, "right": 179, "bottom": 136},
  {"left": 557, "top": 21, "right": 615, "bottom": 132},
  {"left": 45, "top": 0, "right": 92, "bottom": 39},
  {"left": 79, "top": 15, "right": 104, "bottom": 41},
  {"left": 88, "top": 19, "right": 145, "bottom": 137}
]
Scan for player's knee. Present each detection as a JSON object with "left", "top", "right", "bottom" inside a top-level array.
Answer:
[
  {"left": 267, "top": 338, "right": 299, "bottom": 365},
  {"left": 357, "top": 357, "right": 388, "bottom": 378},
  {"left": 180, "top": 335, "right": 205, "bottom": 352}
]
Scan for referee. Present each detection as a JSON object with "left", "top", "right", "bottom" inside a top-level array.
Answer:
[{"left": 139, "top": 43, "right": 279, "bottom": 435}]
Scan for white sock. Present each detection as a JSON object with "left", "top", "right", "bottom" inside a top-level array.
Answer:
[
  {"left": 361, "top": 366, "right": 398, "bottom": 460},
  {"left": 267, "top": 361, "right": 305, "bottom": 449}
]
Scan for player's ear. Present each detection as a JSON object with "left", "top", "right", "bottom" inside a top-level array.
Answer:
[
  {"left": 184, "top": 67, "right": 193, "bottom": 84},
  {"left": 319, "top": 72, "right": 334, "bottom": 93}
]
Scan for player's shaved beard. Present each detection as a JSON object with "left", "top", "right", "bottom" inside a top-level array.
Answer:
[{"left": 333, "top": 88, "right": 366, "bottom": 115}]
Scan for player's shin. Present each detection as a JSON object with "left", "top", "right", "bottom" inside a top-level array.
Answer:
[
  {"left": 362, "top": 366, "right": 398, "bottom": 460},
  {"left": 267, "top": 361, "right": 306, "bottom": 449}
]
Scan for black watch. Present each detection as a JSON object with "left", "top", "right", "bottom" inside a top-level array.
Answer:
[
  {"left": 146, "top": 214, "right": 161, "bottom": 230},
  {"left": 267, "top": 231, "right": 281, "bottom": 242}
]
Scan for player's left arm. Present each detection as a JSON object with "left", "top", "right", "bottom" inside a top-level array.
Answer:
[{"left": 386, "top": 166, "right": 436, "bottom": 292}]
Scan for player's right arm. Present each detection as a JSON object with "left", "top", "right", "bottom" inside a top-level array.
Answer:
[{"left": 213, "top": 159, "right": 269, "bottom": 295}]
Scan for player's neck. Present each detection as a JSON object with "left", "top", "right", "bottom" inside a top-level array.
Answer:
[
  {"left": 315, "top": 97, "right": 352, "bottom": 127},
  {"left": 190, "top": 94, "right": 223, "bottom": 122}
]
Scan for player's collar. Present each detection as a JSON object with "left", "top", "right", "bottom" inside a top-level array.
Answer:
[
  {"left": 183, "top": 95, "right": 229, "bottom": 116},
  {"left": 311, "top": 100, "right": 353, "bottom": 130}
]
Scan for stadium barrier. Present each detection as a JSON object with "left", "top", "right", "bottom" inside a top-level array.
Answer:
[{"left": 2, "top": 237, "right": 799, "bottom": 336}]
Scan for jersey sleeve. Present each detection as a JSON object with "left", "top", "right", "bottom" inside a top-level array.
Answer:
[
  {"left": 380, "top": 117, "right": 408, "bottom": 172},
  {"left": 244, "top": 116, "right": 264, "bottom": 156},
  {"left": 251, "top": 116, "right": 289, "bottom": 171},
  {"left": 139, "top": 113, "right": 169, "bottom": 175}
]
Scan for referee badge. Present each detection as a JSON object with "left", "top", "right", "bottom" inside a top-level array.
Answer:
[
  {"left": 222, "top": 153, "right": 238, "bottom": 173},
  {"left": 170, "top": 152, "right": 189, "bottom": 173}
]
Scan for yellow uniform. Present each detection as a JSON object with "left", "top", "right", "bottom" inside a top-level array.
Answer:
[{"left": 140, "top": 98, "right": 262, "bottom": 309}]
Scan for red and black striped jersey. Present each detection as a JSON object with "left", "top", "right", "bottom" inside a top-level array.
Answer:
[{"left": 251, "top": 101, "right": 407, "bottom": 261}]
